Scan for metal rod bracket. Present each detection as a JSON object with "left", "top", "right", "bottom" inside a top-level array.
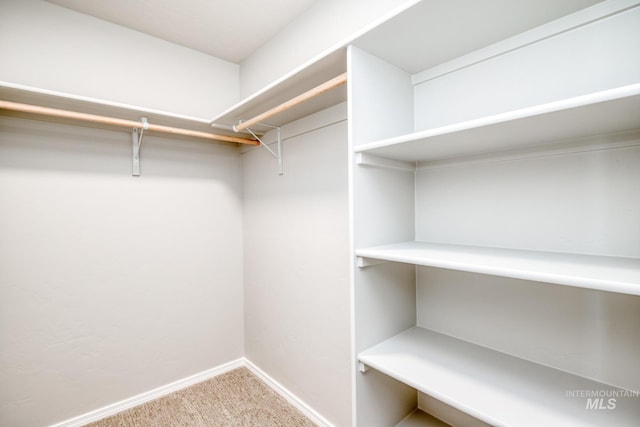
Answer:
[
  {"left": 241, "top": 122, "right": 283, "bottom": 175},
  {"left": 132, "top": 117, "right": 148, "bottom": 177}
]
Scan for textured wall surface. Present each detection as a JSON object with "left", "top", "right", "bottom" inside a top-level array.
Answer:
[
  {"left": 242, "top": 104, "right": 352, "bottom": 427},
  {"left": 0, "top": 117, "right": 244, "bottom": 426}
]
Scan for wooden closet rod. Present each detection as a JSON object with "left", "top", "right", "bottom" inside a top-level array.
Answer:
[
  {"left": 234, "top": 72, "right": 348, "bottom": 132},
  {"left": 0, "top": 100, "right": 259, "bottom": 145}
]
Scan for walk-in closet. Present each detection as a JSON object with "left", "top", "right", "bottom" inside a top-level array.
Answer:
[{"left": 1, "top": 0, "right": 639, "bottom": 426}]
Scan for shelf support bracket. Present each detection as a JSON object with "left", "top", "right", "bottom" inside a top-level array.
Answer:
[
  {"left": 358, "top": 362, "right": 370, "bottom": 373},
  {"left": 241, "top": 122, "right": 283, "bottom": 175},
  {"left": 132, "top": 117, "right": 148, "bottom": 177},
  {"left": 357, "top": 256, "right": 388, "bottom": 268}
]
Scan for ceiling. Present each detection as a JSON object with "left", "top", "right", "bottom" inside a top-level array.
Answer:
[{"left": 46, "top": 0, "right": 318, "bottom": 64}]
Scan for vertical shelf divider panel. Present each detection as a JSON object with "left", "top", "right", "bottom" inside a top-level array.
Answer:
[{"left": 349, "top": 45, "right": 418, "bottom": 426}]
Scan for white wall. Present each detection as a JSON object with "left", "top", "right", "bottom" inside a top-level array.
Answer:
[
  {"left": 0, "top": 4, "right": 246, "bottom": 425},
  {"left": 242, "top": 104, "right": 351, "bottom": 426},
  {"left": 0, "top": 117, "right": 244, "bottom": 427},
  {"left": 0, "top": 0, "right": 239, "bottom": 118},
  {"left": 239, "top": 0, "right": 417, "bottom": 98},
  {"left": 416, "top": 142, "right": 640, "bottom": 258},
  {"left": 417, "top": 266, "right": 640, "bottom": 392}
]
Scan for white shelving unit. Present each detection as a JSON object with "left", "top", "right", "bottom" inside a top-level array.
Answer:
[
  {"left": 350, "top": 0, "right": 640, "bottom": 425},
  {"left": 359, "top": 327, "right": 640, "bottom": 427}
]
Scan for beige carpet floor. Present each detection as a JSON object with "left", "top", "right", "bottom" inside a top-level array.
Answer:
[{"left": 85, "top": 367, "right": 318, "bottom": 427}]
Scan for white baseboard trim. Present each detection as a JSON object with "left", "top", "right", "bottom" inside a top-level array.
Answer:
[
  {"left": 243, "top": 358, "right": 335, "bottom": 427},
  {"left": 50, "top": 358, "right": 244, "bottom": 427},
  {"left": 50, "top": 358, "right": 333, "bottom": 427}
]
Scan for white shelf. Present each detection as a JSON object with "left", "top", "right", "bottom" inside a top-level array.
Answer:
[
  {"left": 355, "top": 241, "right": 640, "bottom": 296},
  {"left": 210, "top": 48, "right": 346, "bottom": 130},
  {"left": 396, "top": 410, "right": 450, "bottom": 427},
  {"left": 359, "top": 327, "right": 640, "bottom": 427},
  {"left": 354, "top": 83, "right": 640, "bottom": 162},
  {"left": 0, "top": 81, "right": 235, "bottom": 138}
]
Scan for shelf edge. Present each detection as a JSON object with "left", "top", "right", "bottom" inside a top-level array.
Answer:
[{"left": 355, "top": 242, "right": 640, "bottom": 296}]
